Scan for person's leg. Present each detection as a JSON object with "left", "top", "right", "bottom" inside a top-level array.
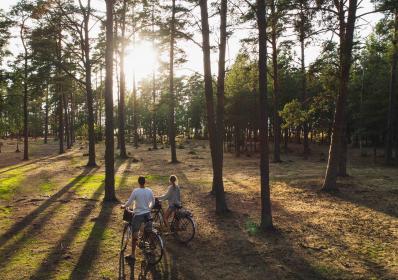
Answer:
[{"left": 127, "top": 214, "right": 144, "bottom": 264}]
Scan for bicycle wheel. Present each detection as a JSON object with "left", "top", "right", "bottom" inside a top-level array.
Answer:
[
  {"left": 152, "top": 211, "right": 162, "bottom": 232},
  {"left": 142, "top": 231, "right": 164, "bottom": 265},
  {"left": 121, "top": 223, "right": 132, "bottom": 252},
  {"left": 118, "top": 251, "right": 126, "bottom": 280},
  {"left": 174, "top": 216, "right": 195, "bottom": 244}
]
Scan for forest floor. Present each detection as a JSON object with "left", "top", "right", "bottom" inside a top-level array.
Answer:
[{"left": 0, "top": 138, "right": 397, "bottom": 280}]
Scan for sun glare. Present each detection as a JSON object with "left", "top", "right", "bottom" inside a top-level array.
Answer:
[{"left": 124, "top": 41, "right": 158, "bottom": 90}]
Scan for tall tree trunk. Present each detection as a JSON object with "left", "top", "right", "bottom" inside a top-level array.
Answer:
[
  {"left": 385, "top": 9, "right": 398, "bottom": 165},
  {"left": 322, "top": 0, "right": 358, "bottom": 191},
  {"left": 151, "top": 3, "right": 157, "bottom": 150},
  {"left": 270, "top": 0, "right": 281, "bottom": 163},
  {"left": 44, "top": 84, "right": 49, "bottom": 144},
  {"left": 169, "top": 0, "right": 178, "bottom": 163},
  {"left": 63, "top": 91, "right": 71, "bottom": 149},
  {"left": 58, "top": 83, "right": 64, "bottom": 154},
  {"left": 131, "top": 4, "right": 139, "bottom": 148},
  {"left": 199, "top": 0, "right": 228, "bottom": 213},
  {"left": 104, "top": 0, "right": 117, "bottom": 202},
  {"left": 257, "top": 0, "right": 273, "bottom": 230},
  {"left": 83, "top": 0, "right": 97, "bottom": 166},
  {"left": 21, "top": 22, "right": 29, "bottom": 161},
  {"left": 119, "top": 0, "right": 128, "bottom": 158},
  {"left": 299, "top": 7, "right": 310, "bottom": 158}
]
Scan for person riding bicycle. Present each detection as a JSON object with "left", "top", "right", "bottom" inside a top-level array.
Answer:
[
  {"left": 157, "top": 175, "right": 181, "bottom": 230},
  {"left": 121, "top": 176, "right": 155, "bottom": 265}
]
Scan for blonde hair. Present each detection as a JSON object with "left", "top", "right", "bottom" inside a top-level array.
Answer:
[{"left": 169, "top": 175, "right": 178, "bottom": 185}]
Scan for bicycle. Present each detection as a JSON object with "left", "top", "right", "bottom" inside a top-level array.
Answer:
[
  {"left": 151, "top": 199, "right": 196, "bottom": 244},
  {"left": 119, "top": 208, "right": 164, "bottom": 280}
]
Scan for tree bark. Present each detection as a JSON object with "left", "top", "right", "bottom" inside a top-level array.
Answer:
[
  {"left": 322, "top": 0, "right": 358, "bottom": 191},
  {"left": 58, "top": 83, "right": 64, "bottom": 154},
  {"left": 169, "top": 0, "right": 178, "bottom": 163},
  {"left": 257, "top": 0, "right": 273, "bottom": 230},
  {"left": 385, "top": 9, "right": 398, "bottom": 165},
  {"left": 63, "top": 91, "right": 71, "bottom": 149},
  {"left": 151, "top": 3, "right": 157, "bottom": 150},
  {"left": 21, "top": 21, "right": 29, "bottom": 161},
  {"left": 299, "top": 6, "right": 310, "bottom": 158},
  {"left": 270, "top": 0, "right": 281, "bottom": 163},
  {"left": 199, "top": 0, "right": 228, "bottom": 213},
  {"left": 44, "top": 84, "right": 49, "bottom": 144},
  {"left": 83, "top": 0, "right": 97, "bottom": 166},
  {"left": 118, "top": 0, "right": 128, "bottom": 158},
  {"left": 104, "top": 0, "right": 117, "bottom": 202}
]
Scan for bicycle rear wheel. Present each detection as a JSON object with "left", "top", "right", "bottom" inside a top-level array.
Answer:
[
  {"left": 142, "top": 231, "right": 164, "bottom": 265},
  {"left": 174, "top": 216, "right": 195, "bottom": 244}
]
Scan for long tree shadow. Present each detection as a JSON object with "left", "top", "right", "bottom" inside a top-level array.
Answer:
[
  {"left": 0, "top": 165, "right": 98, "bottom": 266},
  {"left": 275, "top": 176, "right": 398, "bottom": 219},
  {"left": 223, "top": 175, "right": 395, "bottom": 279},
  {"left": 0, "top": 168, "right": 98, "bottom": 247},
  {"left": 176, "top": 170, "right": 331, "bottom": 280},
  {"left": 0, "top": 151, "right": 72, "bottom": 175},
  {"left": 68, "top": 159, "right": 130, "bottom": 279},
  {"left": 29, "top": 160, "right": 126, "bottom": 279}
]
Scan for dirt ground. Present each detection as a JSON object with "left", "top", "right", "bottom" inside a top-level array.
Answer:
[{"left": 0, "top": 138, "right": 397, "bottom": 280}]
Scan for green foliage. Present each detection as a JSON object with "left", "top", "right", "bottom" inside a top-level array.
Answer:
[{"left": 279, "top": 99, "right": 307, "bottom": 129}]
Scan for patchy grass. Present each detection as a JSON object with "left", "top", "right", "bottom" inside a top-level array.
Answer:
[
  {"left": 0, "top": 141, "right": 397, "bottom": 279},
  {"left": 0, "top": 171, "right": 26, "bottom": 200}
]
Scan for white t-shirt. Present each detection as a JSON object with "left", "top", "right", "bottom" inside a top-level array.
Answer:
[{"left": 125, "top": 187, "right": 155, "bottom": 215}]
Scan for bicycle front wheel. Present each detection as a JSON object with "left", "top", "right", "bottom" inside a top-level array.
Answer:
[
  {"left": 142, "top": 231, "right": 164, "bottom": 265},
  {"left": 121, "top": 223, "right": 132, "bottom": 252},
  {"left": 174, "top": 216, "right": 195, "bottom": 244}
]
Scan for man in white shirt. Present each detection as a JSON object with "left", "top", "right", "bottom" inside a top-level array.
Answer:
[{"left": 121, "top": 176, "right": 154, "bottom": 264}]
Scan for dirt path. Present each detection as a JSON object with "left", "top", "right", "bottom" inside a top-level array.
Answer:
[{"left": 0, "top": 140, "right": 397, "bottom": 279}]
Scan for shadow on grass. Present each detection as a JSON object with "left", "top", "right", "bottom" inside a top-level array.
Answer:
[
  {"left": 0, "top": 166, "right": 98, "bottom": 253},
  {"left": 176, "top": 171, "right": 330, "bottom": 280},
  {"left": 0, "top": 152, "right": 68, "bottom": 175},
  {"left": 68, "top": 159, "right": 129, "bottom": 279},
  {"left": 28, "top": 160, "right": 126, "bottom": 279},
  {"left": 274, "top": 176, "right": 398, "bottom": 219}
]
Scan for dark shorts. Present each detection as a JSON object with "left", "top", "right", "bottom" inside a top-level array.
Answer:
[
  {"left": 131, "top": 212, "right": 151, "bottom": 233},
  {"left": 168, "top": 204, "right": 181, "bottom": 211}
]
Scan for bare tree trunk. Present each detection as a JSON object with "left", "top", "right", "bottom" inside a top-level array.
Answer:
[
  {"left": 58, "top": 83, "right": 64, "bottom": 154},
  {"left": 151, "top": 3, "right": 157, "bottom": 150},
  {"left": 199, "top": 0, "right": 228, "bottom": 213},
  {"left": 44, "top": 84, "right": 49, "bottom": 144},
  {"left": 119, "top": 0, "right": 128, "bottom": 158},
  {"left": 63, "top": 91, "right": 71, "bottom": 149},
  {"left": 322, "top": 0, "right": 358, "bottom": 191},
  {"left": 169, "top": 0, "right": 178, "bottom": 163},
  {"left": 299, "top": 8, "right": 310, "bottom": 158},
  {"left": 270, "top": 0, "right": 281, "bottom": 163},
  {"left": 131, "top": 4, "right": 139, "bottom": 148},
  {"left": 257, "top": 0, "right": 273, "bottom": 230},
  {"left": 82, "top": 0, "right": 97, "bottom": 166},
  {"left": 21, "top": 21, "right": 29, "bottom": 161},
  {"left": 385, "top": 9, "right": 398, "bottom": 165},
  {"left": 104, "top": 0, "right": 117, "bottom": 202}
]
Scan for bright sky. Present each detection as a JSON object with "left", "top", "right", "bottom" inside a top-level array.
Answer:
[{"left": 1, "top": 0, "right": 384, "bottom": 92}]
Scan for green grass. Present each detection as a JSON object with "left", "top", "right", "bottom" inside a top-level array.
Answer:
[
  {"left": 244, "top": 219, "right": 260, "bottom": 236},
  {"left": 0, "top": 171, "right": 26, "bottom": 200},
  {"left": 39, "top": 179, "right": 55, "bottom": 194}
]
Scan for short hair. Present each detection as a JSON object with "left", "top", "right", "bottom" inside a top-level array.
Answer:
[
  {"left": 169, "top": 175, "right": 177, "bottom": 183},
  {"left": 138, "top": 176, "right": 146, "bottom": 185}
]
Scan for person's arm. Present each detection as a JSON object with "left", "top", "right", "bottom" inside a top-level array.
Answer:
[
  {"left": 158, "top": 186, "right": 171, "bottom": 201},
  {"left": 149, "top": 190, "right": 155, "bottom": 208},
  {"left": 124, "top": 190, "right": 136, "bottom": 208}
]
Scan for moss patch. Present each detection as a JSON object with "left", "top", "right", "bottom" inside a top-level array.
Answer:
[{"left": 0, "top": 172, "right": 26, "bottom": 200}]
